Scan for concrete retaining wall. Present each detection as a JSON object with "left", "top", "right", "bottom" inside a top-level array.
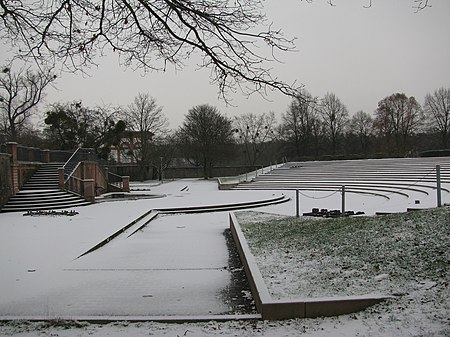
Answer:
[{"left": 229, "top": 212, "right": 390, "bottom": 320}]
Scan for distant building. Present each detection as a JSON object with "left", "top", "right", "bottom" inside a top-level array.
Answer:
[{"left": 110, "top": 130, "right": 154, "bottom": 164}]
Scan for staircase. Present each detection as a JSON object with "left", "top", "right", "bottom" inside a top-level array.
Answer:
[{"left": 1, "top": 163, "right": 92, "bottom": 212}]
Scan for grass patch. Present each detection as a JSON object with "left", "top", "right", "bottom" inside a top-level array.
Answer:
[{"left": 237, "top": 208, "right": 449, "bottom": 298}]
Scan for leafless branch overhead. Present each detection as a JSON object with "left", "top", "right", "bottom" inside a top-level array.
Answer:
[{"left": 0, "top": 0, "right": 301, "bottom": 102}]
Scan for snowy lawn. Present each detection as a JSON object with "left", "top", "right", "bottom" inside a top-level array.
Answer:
[
  {"left": 1, "top": 208, "right": 449, "bottom": 337},
  {"left": 1, "top": 177, "right": 449, "bottom": 336},
  {"left": 236, "top": 207, "right": 450, "bottom": 335}
]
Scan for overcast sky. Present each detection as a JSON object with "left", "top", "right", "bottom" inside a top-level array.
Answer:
[{"left": 3, "top": 0, "right": 449, "bottom": 129}]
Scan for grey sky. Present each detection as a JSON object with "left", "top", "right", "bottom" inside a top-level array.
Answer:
[{"left": 5, "top": 0, "right": 449, "bottom": 129}]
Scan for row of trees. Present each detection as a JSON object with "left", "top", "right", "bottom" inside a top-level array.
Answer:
[
  {"left": 281, "top": 89, "right": 450, "bottom": 159},
  {"left": 1, "top": 67, "right": 449, "bottom": 179}
]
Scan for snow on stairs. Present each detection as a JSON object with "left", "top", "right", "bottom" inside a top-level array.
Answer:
[
  {"left": 21, "top": 162, "right": 61, "bottom": 190},
  {"left": 1, "top": 163, "right": 92, "bottom": 212}
]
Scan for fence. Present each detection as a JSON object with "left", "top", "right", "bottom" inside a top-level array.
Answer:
[{"left": 0, "top": 142, "right": 73, "bottom": 163}]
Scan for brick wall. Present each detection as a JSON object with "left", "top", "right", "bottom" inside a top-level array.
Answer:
[{"left": 0, "top": 153, "right": 12, "bottom": 209}]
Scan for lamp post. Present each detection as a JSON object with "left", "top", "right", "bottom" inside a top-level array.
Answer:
[{"left": 160, "top": 157, "right": 164, "bottom": 183}]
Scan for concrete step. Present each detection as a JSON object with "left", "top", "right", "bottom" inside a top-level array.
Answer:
[
  {"left": 24, "top": 179, "right": 58, "bottom": 184},
  {"left": 24, "top": 165, "right": 60, "bottom": 186},
  {"left": 22, "top": 184, "right": 60, "bottom": 190},
  {"left": 9, "top": 190, "right": 70, "bottom": 199},
  {"left": 1, "top": 199, "right": 91, "bottom": 212},
  {"left": 27, "top": 173, "right": 59, "bottom": 178},
  {"left": 26, "top": 178, "right": 59, "bottom": 184},
  {"left": 8, "top": 193, "right": 83, "bottom": 204},
  {"left": 1, "top": 161, "right": 92, "bottom": 212},
  {"left": 2, "top": 189, "right": 91, "bottom": 212}
]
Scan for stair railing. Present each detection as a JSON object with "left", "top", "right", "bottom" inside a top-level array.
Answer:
[
  {"left": 107, "top": 171, "right": 123, "bottom": 190},
  {"left": 62, "top": 147, "right": 96, "bottom": 182},
  {"left": 60, "top": 148, "right": 96, "bottom": 201},
  {"left": 60, "top": 148, "right": 130, "bottom": 200},
  {"left": 64, "top": 167, "right": 85, "bottom": 198}
]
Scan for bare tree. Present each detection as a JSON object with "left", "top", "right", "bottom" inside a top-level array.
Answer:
[
  {"left": 319, "top": 92, "right": 349, "bottom": 156},
  {"left": 302, "top": 0, "right": 432, "bottom": 11},
  {"left": 350, "top": 110, "right": 373, "bottom": 155},
  {"left": 122, "top": 93, "right": 168, "bottom": 177},
  {"left": 280, "top": 92, "right": 318, "bottom": 158},
  {"left": 151, "top": 131, "right": 177, "bottom": 181},
  {"left": 178, "top": 104, "right": 233, "bottom": 178},
  {"left": 233, "top": 112, "right": 277, "bottom": 166},
  {"left": 423, "top": 87, "right": 450, "bottom": 148},
  {"left": 374, "top": 93, "right": 423, "bottom": 155},
  {"left": 0, "top": 0, "right": 300, "bottom": 101},
  {"left": 0, "top": 66, "right": 55, "bottom": 141}
]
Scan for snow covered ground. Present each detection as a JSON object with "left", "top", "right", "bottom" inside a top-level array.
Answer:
[
  {"left": 0, "top": 169, "right": 449, "bottom": 336},
  {"left": 237, "top": 208, "right": 449, "bottom": 336},
  {"left": 0, "top": 180, "right": 271, "bottom": 317}
]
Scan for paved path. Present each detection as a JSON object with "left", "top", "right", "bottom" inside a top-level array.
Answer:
[
  {"left": 0, "top": 211, "right": 255, "bottom": 317},
  {"left": 1, "top": 180, "right": 281, "bottom": 318}
]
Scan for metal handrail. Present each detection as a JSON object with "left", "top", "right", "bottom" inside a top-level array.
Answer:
[
  {"left": 62, "top": 148, "right": 129, "bottom": 195},
  {"left": 62, "top": 147, "right": 96, "bottom": 182},
  {"left": 108, "top": 171, "right": 124, "bottom": 189},
  {"left": 63, "top": 147, "right": 81, "bottom": 169}
]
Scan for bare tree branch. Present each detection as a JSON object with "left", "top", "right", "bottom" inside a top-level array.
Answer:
[
  {"left": 0, "top": 65, "right": 56, "bottom": 140},
  {"left": 413, "top": 0, "right": 432, "bottom": 12},
  {"left": 363, "top": 0, "right": 372, "bottom": 9},
  {"left": 0, "top": 0, "right": 301, "bottom": 101},
  {"left": 233, "top": 111, "right": 277, "bottom": 166},
  {"left": 301, "top": 0, "right": 431, "bottom": 11}
]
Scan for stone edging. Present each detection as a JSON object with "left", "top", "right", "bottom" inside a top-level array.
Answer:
[
  {"left": 0, "top": 314, "right": 262, "bottom": 324},
  {"left": 229, "top": 212, "right": 391, "bottom": 320}
]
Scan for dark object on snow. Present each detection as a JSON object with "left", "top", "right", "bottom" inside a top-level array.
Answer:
[
  {"left": 23, "top": 209, "right": 79, "bottom": 217},
  {"left": 303, "top": 208, "right": 364, "bottom": 218}
]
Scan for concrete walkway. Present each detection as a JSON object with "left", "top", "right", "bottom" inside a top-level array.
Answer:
[
  {"left": 1, "top": 179, "right": 279, "bottom": 319},
  {"left": 75, "top": 212, "right": 256, "bottom": 316},
  {"left": 0, "top": 212, "right": 255, "bottom": 318}
]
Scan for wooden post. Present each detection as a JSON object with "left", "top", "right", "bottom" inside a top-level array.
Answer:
[
  {"left": 296, "top": 190, "right": 300, "bottom": 218},
  {"left": 341, "top": 185, "right": 346, "bottom": 216}
]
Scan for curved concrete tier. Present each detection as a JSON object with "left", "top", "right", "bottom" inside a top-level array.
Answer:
[{"left": 233, "top": 157, "right": 450, "bottom": 201}]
